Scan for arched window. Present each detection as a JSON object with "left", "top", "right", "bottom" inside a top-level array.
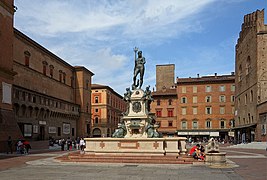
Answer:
[
  {"left": 95, "top": 117, "right": 99, "bottom": 124},
  {"left": 24, "top": 51, "right": 31, "bottom": 67},
  {"left": 42, "top": 61, "right": 48, "bottom": 75},
  {"left": 181, "top": 97, "right": 187, "bottom": 103}
]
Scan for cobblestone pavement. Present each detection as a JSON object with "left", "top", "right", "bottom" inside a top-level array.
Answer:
[{"left": 0, "top": 148, "right": 266, "bottom": 180}]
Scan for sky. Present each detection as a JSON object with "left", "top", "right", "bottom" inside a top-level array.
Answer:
[{"left": 14, "top": 0, "right": 266, "bottom": 95}]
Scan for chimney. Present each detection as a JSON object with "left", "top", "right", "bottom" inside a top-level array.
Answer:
[
  {"left": 197, "top": 74, "right": 200, "bottom": 78},
  {"left": 215, "top": 73, "right": 217, "bottom": 77}
]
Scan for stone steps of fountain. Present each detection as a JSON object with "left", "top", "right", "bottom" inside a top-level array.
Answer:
[{"left": 56, "top": 152, "right": 197, "bottom": 164}]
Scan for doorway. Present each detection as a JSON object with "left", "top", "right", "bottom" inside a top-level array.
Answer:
[{"left": 40, "top": 126, "right": 45, "bottom": 140}]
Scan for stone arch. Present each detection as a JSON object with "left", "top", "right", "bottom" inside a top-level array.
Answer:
[{"left": 92, "top": 128, "right": 101, "bottom": 137}]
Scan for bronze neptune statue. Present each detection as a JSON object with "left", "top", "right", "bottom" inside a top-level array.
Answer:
[{"left": 132, "top": 48, "right": 146, "bottom": 90}]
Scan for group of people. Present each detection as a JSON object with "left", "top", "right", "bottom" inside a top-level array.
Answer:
[
  {"left": 58, "top": 137, "right": 86, "bottom": 152},
  {"left": 6, "top": 136, "right": 31, "bottom": 155},
  {"left": 189, "top": 144, "right": 205, "bottom": 161}
]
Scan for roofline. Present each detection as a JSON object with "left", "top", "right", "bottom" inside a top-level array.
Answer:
[
  {"left": 91, "top": 84, "right": 123, "bottom": 99},
  {"left": 14, "top": 28, "right": 74, "bottom": 69},
  {"left": 156, "top": 64, "right": 175, "bottom": 67},
  {"left": 74, "top": 66, "right": 94, "bottom": 76}
]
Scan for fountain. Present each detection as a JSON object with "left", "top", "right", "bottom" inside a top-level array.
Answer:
[
  {"left": 205, "top": 138, "right": 226, "bottom": 165},
  {"left": 84, "top": 48, "right": 187, "bottom": 156}
]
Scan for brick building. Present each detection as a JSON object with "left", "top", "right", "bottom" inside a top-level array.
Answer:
[
  {"left": 234, "top": 9, "right": 267, "bottom": 142},
  {"left": 91, "top": 84, "right": 126, "bottom": 137},
  {"left": 151, "top": 89, "right": 177, "bottom": 137},
  {"left": 151, "top": 64, "right": 235, "bottom": 141},
  {"left": 176, "top": 74, "right": 235, "bottom": 141},
  {"left": 0, "top": 0, "right": 94, "bottom": 152}
]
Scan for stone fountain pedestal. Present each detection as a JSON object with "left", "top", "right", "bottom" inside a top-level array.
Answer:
[
  {"left": 204, "top": 138, "right": 226, "bottom": 165},
  {"left": 205, "top": 152, "right": 226, "bottom": 165},
  {"left": 84, "top": 88, "right": 187, "bottom": 156}
]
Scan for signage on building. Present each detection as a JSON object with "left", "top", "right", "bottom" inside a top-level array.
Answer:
[
  {"left": 39, "top": 121, "right": 46, "bottom": 125},
  {"left": 228, "top": 131, "right": 235, "bottom": 137},
  {"left": 210, "top": 132, "right": 219, "bottom": 137},
  {"left": 49, "top": 127, "right": 56, "bottom": 134},
  {"left": 178, "top": 132, "right": 188, "bottom": 135},
  {"left": 199, "top": 132, "right": 210, "bottom": 135},
  {"left": 63, "top": 123, "right": 70, "bottom": 134}
]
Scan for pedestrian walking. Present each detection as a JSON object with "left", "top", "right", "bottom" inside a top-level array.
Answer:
[
  {"left": 23, "top": 140, "right": 31, "bottom": 154},
  {"left": 7, "top": 136, "right": 13, "bottom": 154},
  {"left": 79, "top": 138, "right": 85, "bottom": 152}
]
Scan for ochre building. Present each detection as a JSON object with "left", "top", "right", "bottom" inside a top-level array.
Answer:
[
  {"left": 91, "top": 84, "right": 126, "bottom": 137},
  {"left": 234, "top": 9, "right": 267, "bottom": 142}
]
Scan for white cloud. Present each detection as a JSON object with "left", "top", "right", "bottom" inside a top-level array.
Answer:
[{"left": 15, "top": 0, "right": 234, "bottom": 94}]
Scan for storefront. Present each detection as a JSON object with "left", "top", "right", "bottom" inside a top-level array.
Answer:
[
  {"left": 233, "top": 123, "right": 257, "bottom": 144},
  {"left": 177, "top": 130, "right": 229, "bottom": 142}
]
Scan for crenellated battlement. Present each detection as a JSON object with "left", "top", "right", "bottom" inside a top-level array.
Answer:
[{"left": 236, "top": 9, "right": 265, "bottom": 47}]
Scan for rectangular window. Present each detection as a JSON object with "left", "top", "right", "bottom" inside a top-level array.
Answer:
[
  {"left": 231, "top": 95, "right": 235, "bottom": 102},
  {"left": 182, "top": 107, "right": 187, "bottom": 115},
  {"left": 168, "top": 121, "right": 173, "bottom": 127},
  {"left": 182, "top": 87, "right": 186, "bottom": 93},
  {"left": 206, "top": 121, "right": 211, "bottom": 128},
  {"left": 219, "top": 95, "right": 226, "bottom": 102},
  {"left": 232, "top": 106, "right": 235, "bottom": 114},
  {"left": 231, "top": 85, "right": 235, "bottom": 92},
  {"left": 206, "top": 96, "right": 212, "bottom": 103},
  {"left": 245, "top": 94, "right": 247, "bottom": 105},
  {"left": 182, "top": 121, "right": 187, "bottom": 129},
  {"left": 206, "top": 86, "right": 212, "bottom": 92},
  {"left": 157, "top": 99, "right": 160, "bottom": 106},
  {"left": 156, "top": 110, "right": 162, "bottom": 117},
  {"left": 95, "top": 108, "right": 98, "bottom": 112},
  {"left": 193, "top": 121, "right": 198, "bottom": 129},
  {"left": 193, "top": 107, "right": 197, "bottom": 115},
  {"left": 220, "top": 121, "right": 225, "bottom": 129},
  {"left": 219, "top": 85, "right": 225, "bottom": 92},
  {"left": 167, "top": 109, "right": 173, "bottom": 117},
  {"left": 220, "top": 107, "right": 225, "bottom": 114},
  {"left": 193, "top": 96, "right": 197, "bottom": 103},
  {"left": 206, "top": 107, "right": 212, "bottom": 114},
  {"left": 193, "top": 86, "right": 197, "bottom": 93}
]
